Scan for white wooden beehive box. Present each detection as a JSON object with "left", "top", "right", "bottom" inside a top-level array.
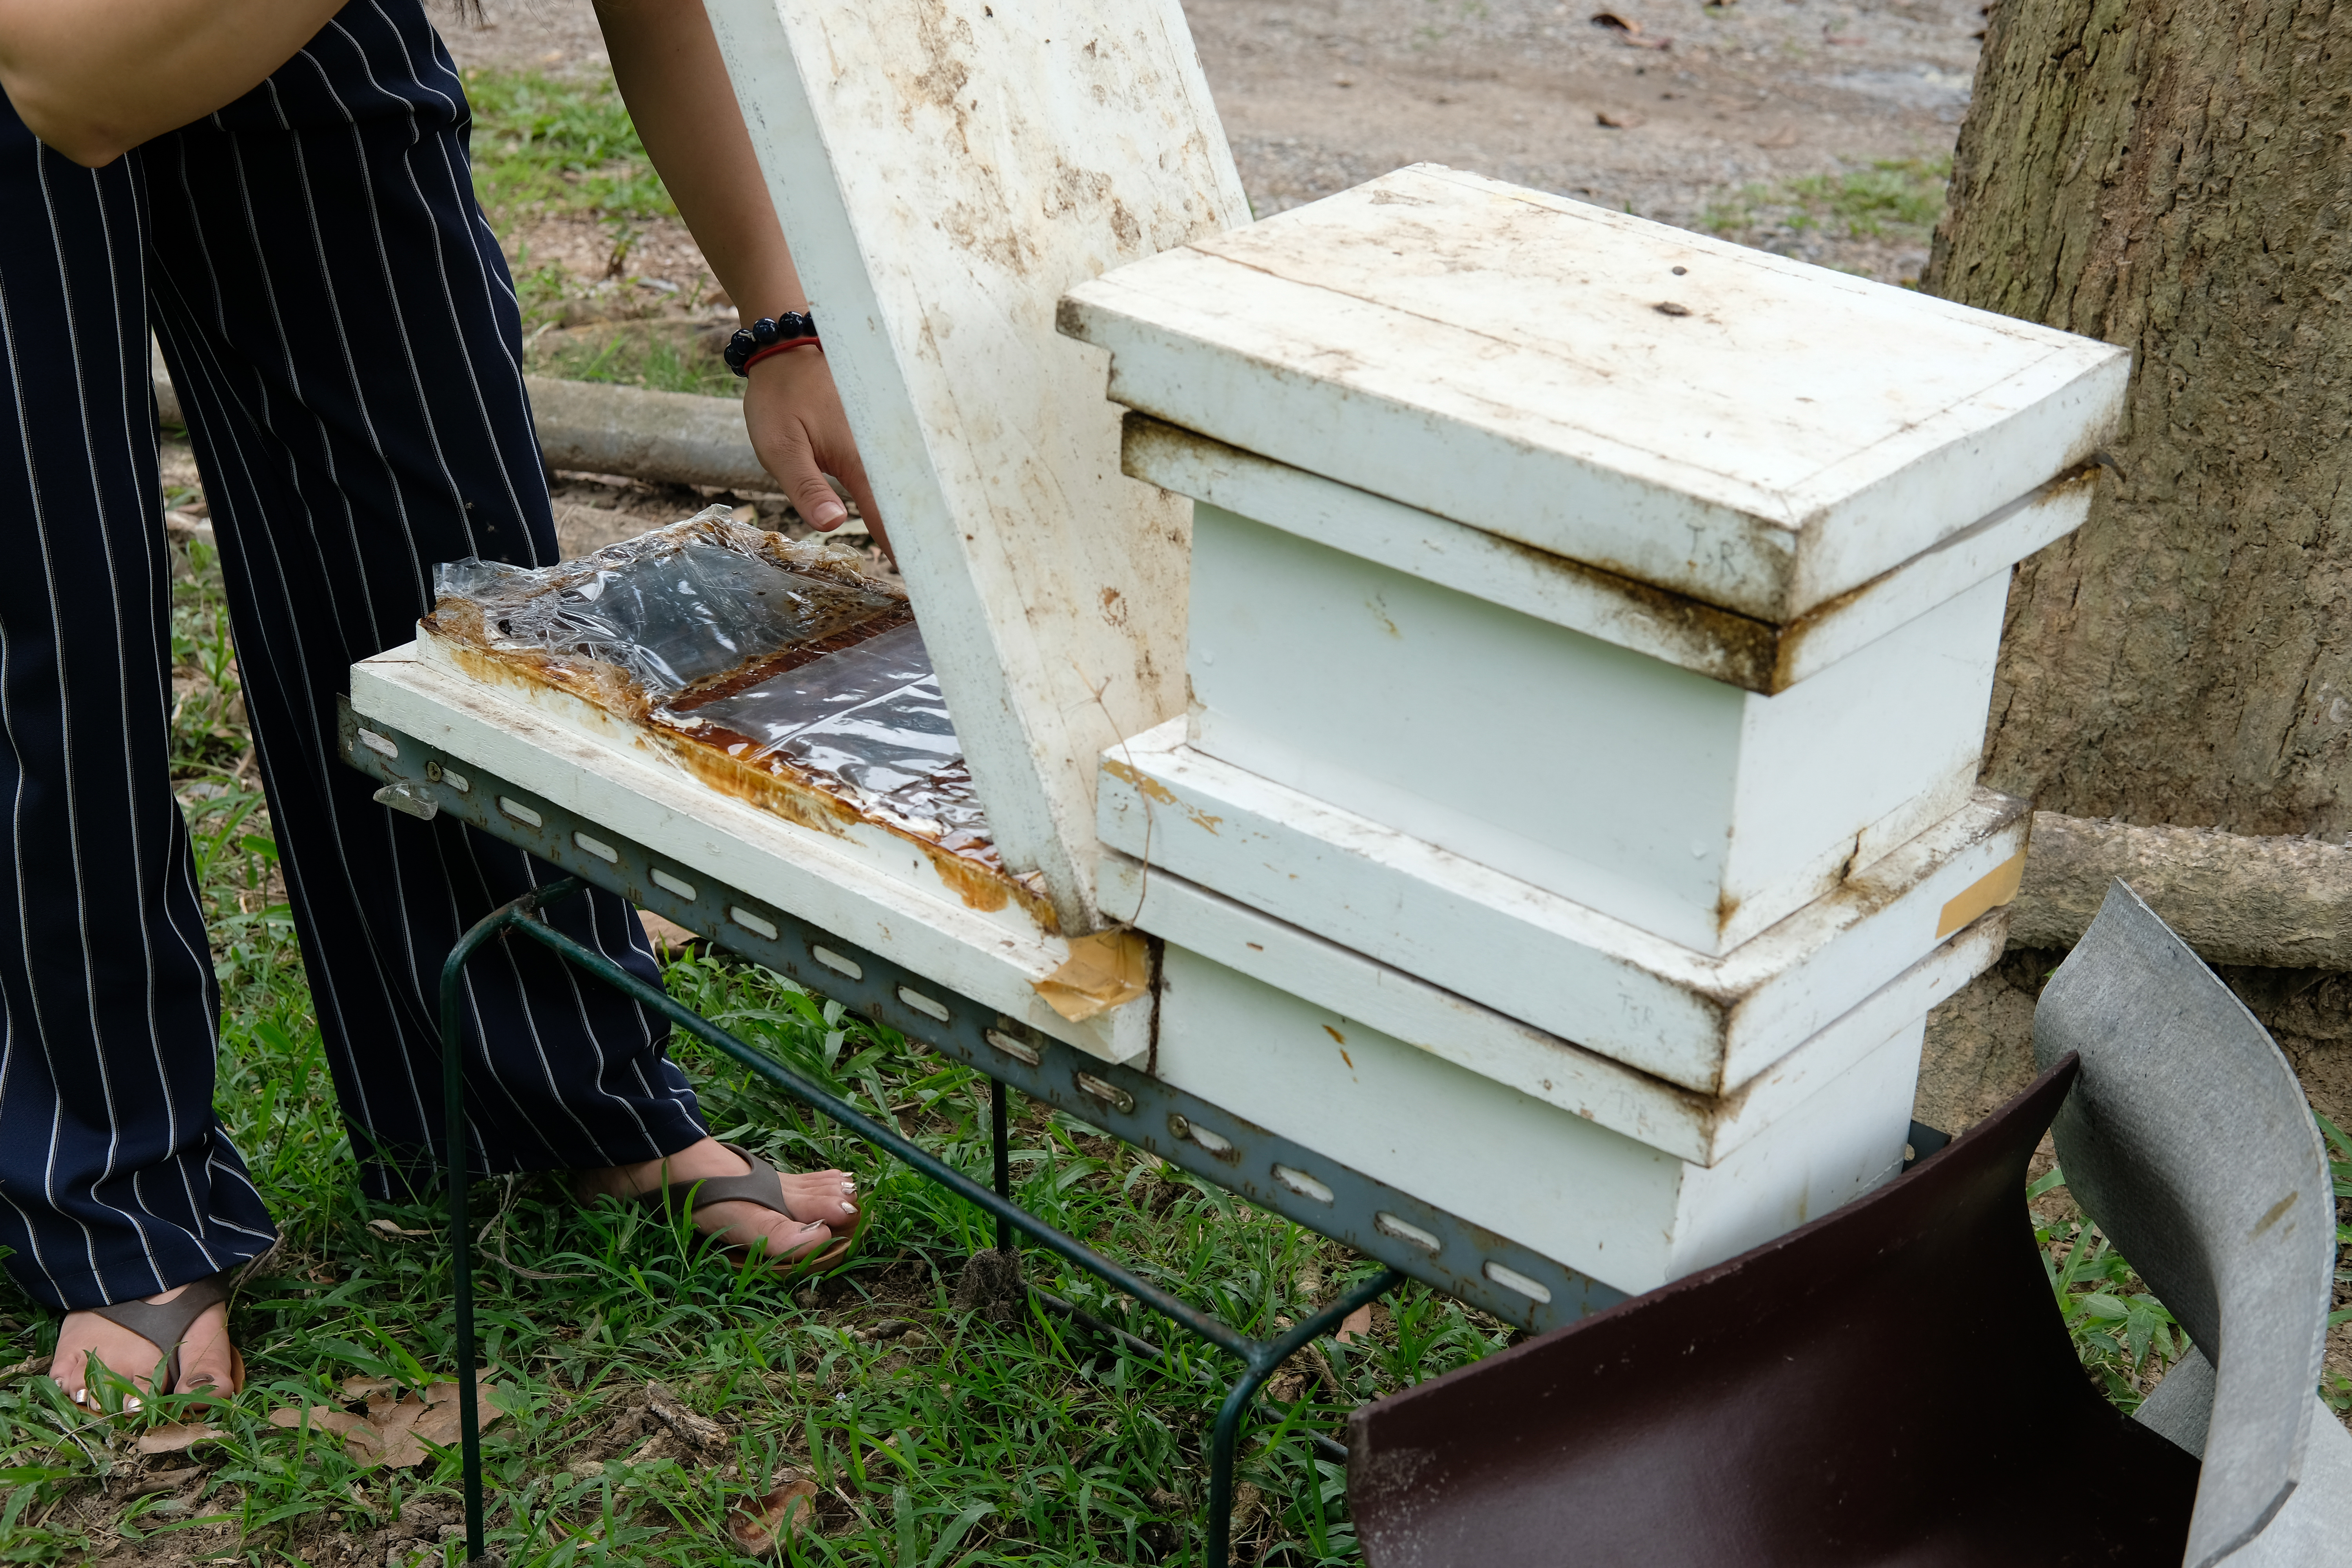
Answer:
[
  {"left": 1060, "top": 163, "right": 2129, "bottom": 958},
  {"left": 1117, "top": 854, "right": 2015, "bottom": 1297}
]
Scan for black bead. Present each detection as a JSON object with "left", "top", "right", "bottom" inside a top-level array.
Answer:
[{"left": 751, "top": 316, "right": 781, "bottom": 347}]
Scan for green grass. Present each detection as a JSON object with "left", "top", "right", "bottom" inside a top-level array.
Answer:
[
  {"left": 1700, "top": 155, "right": 1952, "bottom": 255},
  {"left": 0, "top": 537, "right": 2334, "bottom": 1563},
  {"left": 465, "top": 67, "right": 677, "bottom": 230},
  {"left": 463, "top": 67, "right": 736, "bottom": 360},
  {"left": 2324, "top": 1114, "right": 2352, "bottom": 1416},
  {"left": 2033, "top": 1114, "right": 2352, "bottom": 1418},
  {"left": 530, "top": 323, "right": 742, "bottom": 401},
  {"left": 2033, "top": 1169, "right": 2185, "bottom": 1410}
]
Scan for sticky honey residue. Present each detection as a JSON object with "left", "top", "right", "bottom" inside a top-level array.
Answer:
[{"left": 429, "top": 508, "right": 1045, "bottom": 924}]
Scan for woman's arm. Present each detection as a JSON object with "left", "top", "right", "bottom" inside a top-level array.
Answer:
[
  {"left": 0, "top": 0, "right": 345, "bottom": 166},
  {"left": 594, "top": 0, "right": 885, "bottom": 550}
]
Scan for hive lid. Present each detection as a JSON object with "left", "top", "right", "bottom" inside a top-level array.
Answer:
[{"left": 1059, "top": 164, "right": 2129, "bottom": 624}]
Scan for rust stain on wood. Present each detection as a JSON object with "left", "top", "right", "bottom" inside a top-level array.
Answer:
[{"left": 1103, "top": 756, "right": 1225, "bottom": 835}]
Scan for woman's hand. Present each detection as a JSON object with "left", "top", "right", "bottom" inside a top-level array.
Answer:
[
  {"left": 744, "top": 344, "right": 891, "bottom": 558},
  {"left": 595, "top": 0, "right": 890, "bottom": 558}
]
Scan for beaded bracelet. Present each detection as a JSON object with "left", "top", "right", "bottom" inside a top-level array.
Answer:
[{"left": 724, "top": 311, "right": 820, "bottom": 377}]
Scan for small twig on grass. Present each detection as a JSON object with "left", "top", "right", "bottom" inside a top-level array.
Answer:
[
  {"left": 1303, "top": 1343, "right": 1347, "bottom": 1403},
  {"left": 831, "top": 1483, "right": 880, "bottom": 1535},
  {"left": 481, "top": 1174, "right": 586, "bottom": 1281}
]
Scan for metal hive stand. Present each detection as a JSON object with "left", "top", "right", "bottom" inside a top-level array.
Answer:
[{"left": 339, "top": 701, "right": 1619, "bottom": 1566}]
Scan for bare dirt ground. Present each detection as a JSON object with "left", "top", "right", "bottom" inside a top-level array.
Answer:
[{"left": 440, "top": 0, "right": 1981, "bottom": 286}]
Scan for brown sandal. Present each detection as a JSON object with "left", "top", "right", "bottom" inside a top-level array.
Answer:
[
  {"left": 80, "top": 1270, "right": 246, "bottom": 1406},
  {"left": 637, "top": 1144, "right": 862, "bottom": 1279}
]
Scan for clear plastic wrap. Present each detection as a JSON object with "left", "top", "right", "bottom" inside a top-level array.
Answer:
[
  {"left": 428, "top": 508, "right": 992, "bottom": 858},
  {"left": 431, "top": 510, "right": 904, "bottom": 700},
  {"left": 670, "top": 622, "right": 988, "bottom": 848}
]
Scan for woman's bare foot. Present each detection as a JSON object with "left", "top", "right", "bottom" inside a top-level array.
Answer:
[
  {"left": 51, "top": 1289, "right": 234, "bottom": 1408},
  {"left": 575, "top": 1137, "right": 857, "bottom": 1263}
]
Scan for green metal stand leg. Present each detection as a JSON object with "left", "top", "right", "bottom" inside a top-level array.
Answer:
[
  {"left": 441, "top": 880, "right": 581, "bottom": 1566},
  {"left": 992, "top": 1077, "right": 1014, "bottom": 1255},
  {"left": 1203, "top": 1271, "right": 1398, "bottom": 1568},
  {"left": 436, "top": 878, "right": 1403, "bottom": 1568}
]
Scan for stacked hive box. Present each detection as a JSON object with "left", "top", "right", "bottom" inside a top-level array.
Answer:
[{"left": 1059, "top": 165, "right": 2128, "bottom": 1300}]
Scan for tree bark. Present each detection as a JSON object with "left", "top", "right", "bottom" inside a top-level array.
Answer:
[{"left": 1927, "top": 0, "right": 2352, "bottom": 837}]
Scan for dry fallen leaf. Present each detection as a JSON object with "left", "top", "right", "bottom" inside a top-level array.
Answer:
[
  {"left": 728, "top": 1477, "right": 820, "bottom": 1557},
  {"left": 366, "top": 1219, "right": 434, "bottom": 1238},
  {"left": 1597, "top": 109, "right": 1648, "bottom": 129},
  {"left": 1335, "top": 1305, "right": 1375, "bottom": 1345},
  {"left": 269, "top": 1404, "right": 375, "bottom": 1459},
  {"left": 136, "top": 1421, "right": 226, "bottom": 1456},
  {"left": 267, "top": 1375, "right": 503, "bottom": 1467}
]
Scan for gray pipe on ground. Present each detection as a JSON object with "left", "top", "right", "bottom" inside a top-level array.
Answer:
[
  {"left": 520, "top": 375, "right": 773, "bottom": 494},
  {"left": 2011, "top": 812, "right": 2352, "bottom": 969},
  {"left": 155, "top": 358, "right": 773, "bottom": 496}
]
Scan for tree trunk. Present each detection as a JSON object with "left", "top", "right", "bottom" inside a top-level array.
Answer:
[{"left": 1926, "top": 0, "right": 2352, "bottom": 837}]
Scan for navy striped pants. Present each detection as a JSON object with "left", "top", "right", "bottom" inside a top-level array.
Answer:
[{"left": 0, "top": 0, "right": 708, "bottom": 1312}]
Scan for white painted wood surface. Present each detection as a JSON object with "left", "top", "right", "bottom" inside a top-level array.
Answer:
[
  {"left": 702, "top": 0, "right": 1248, "bottom": 932},
  {"left": 1098, "top": 716, "right": 2029, "bottom": 1095},
  {"left": 1103, "top": 851, "right": 2009, "bottom": 1167},
  {"left": 1151, "top": 940, "right": 1926, "bottom": 1295},
  {"left": 1061, "top": 163, "right": 2129, "bottom": 622},
  {"left": 1183, "top": 504, "right": 2005, "bottom": 953},
  {"left": 1123, "top": 416, "right": 2098, "bottom": 694},
  {"left": 352, "top": 646, "right": 1152, "bottom": 1063}
]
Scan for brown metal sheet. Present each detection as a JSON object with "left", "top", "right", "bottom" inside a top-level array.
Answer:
[{"left": 1348, "top": 1055, "right": 2199, "bottom": 1566}]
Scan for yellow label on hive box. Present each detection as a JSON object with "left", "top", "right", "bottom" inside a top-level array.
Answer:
[{"left": 1937, "top": 849, "right": 2027, "bottom": 938}]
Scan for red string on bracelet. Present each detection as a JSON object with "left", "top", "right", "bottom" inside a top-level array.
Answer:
[{"left": 741, "top": 338, "right": 822, "bottom": 374}]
